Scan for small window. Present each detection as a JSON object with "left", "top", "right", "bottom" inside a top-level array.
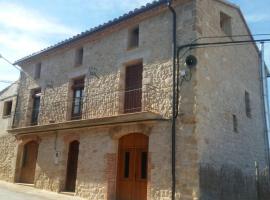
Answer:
[
  {"left": 140, "top": 152, "right": 148, "bottom": 179},
  {"left": 31, "top": 89, "right": 41, "bottom": 125},
  {"left": 71, "top": 77, "right": 85, "bottom": 119},
  {"left": 220, "top": 12, "right": 232, "bottom": 36},
  {"left": 233, "top": 114, "right": 238, "bottom": 133},
  {"left": 124, "top": 151, "right": 130, "bottom": 178},
  {"left": 34, "top": 63, "right": 41, "bottom": 79},
  {"left": 245, "top": 91, "right": 251, "bottom": 118},
  {"left": 75, "top": 47, "right": 84, "bottom": 66},
  {"left": 127, "top": 26, "right": 139, "bottom": 49},
  {"left": 3, "top": 100, "right": 12, "bottom": 117}
]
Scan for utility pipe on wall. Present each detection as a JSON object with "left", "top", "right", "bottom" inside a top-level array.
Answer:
[{"left": 167, "top": 0, "right": 177, "bottom": 200}]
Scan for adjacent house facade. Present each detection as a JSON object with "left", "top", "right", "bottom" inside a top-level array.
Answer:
[
  {"left": 2, "top": 0, "right": 269, "bottom": 200},
  {"left": 0, "top": 82, "right": 18, "bottom": 182}
]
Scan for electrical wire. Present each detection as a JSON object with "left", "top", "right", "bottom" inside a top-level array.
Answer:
[{"left": 175, "top": 36, "right": 270, "bottom": 118}]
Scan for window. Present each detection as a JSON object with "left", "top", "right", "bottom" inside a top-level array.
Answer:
[
  {"left": 140, "top": 152, "right": 148, "bottom": 179},
  {"left": 71, "top": 77, "right": 85, "bottom": 119},
  {"left": 75, "top": 48, "right": 84, "bottom": 66},
  {"left": 124, "top": 63, "right": 143, "bottom": 113},
  {"left": 233, "top": 114, "right": 238, "bottom": 133},
  {"left": 245, "top": 91, "right": 251, "bottom": 118},
  {"left": 127, "top": 26, "right": 139, "bottom": 49},
  {"left": 220, "top": 12, "right": 232, "bottom": 36},
  {"left": 124, "top": 151, "right": 130, "bottom": 178},
  {"left": 3, "top": 100, "right": 12, "bottom": 117},
  {"left": 34, "top": 63, "right": 41, "bottom": 79},
  {"left": 31, "top": 89, "right": 41, "bottom": 125}
]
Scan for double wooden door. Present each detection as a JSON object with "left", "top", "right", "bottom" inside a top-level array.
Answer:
[
  {"left": 117, "top": 133, "right": 148, "bottom": 200},
  {"left": 20, "top": 141, "right": 39, "bottom": 184}
]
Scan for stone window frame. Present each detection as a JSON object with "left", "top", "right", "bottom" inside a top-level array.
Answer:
[
  {"left": 220, "top": 11, "right": 232, "bottom": 36},
  {"left": 232, "top": 114, "right": 238, "bottom": 133},
  {"left": 74, "top": 47, "right": 84, "bottom": 67},
  {"left": 245, "top": 90, "right": 252, "bottom": 118},
  {"left": 66, "top": 75, "right": 86, "bottom": 121},
  {"left": 25, "top": 88, "right": 42, "bottom": 126},
  {"left": 34, "top": 62, "right": 42, "bottom": 80},
  {"left": 118, "top": 58, "right": 143, "bottom": 114},
  {"left": 2, "top": 100, "right": 13, "bottom": 118},
  {"left": 127, "top": 25, "right": 140, "bottom": 50}
]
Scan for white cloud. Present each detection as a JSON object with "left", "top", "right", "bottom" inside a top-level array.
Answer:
[
  {"left": 246, "top": 13, "right": 270, "bottom": 23},
  {"left": 0, "top": 2, "right": 78, "bottom": 35}
]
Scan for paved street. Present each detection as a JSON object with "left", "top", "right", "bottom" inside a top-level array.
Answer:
[{"left": 0, "top": 181, "right": 84, "bottom": 200}]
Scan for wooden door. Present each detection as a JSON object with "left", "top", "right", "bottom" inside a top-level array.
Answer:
[
  {"left": 124, "top": 63, "right": 143, "bottom": 113},
  {"left": 117, "top": 133, "right": 148, "bottom": 200},
  {"left": 20, "top": 141, "right": 39, "bottom": 184},
  {"left": 65, "top": 141, "right": 80, "bottom": 192}
]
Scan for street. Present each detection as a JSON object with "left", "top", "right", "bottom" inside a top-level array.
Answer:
[{"left": 0, "top": 181, "right": 83, "bottom": 200}]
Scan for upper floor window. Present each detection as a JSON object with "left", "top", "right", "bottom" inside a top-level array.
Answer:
[
  {"left": 3, "top": 100, "right": 12, "bottom": 117},
  {"left": 232, "top": 114, "right": 238, "bottom": 133},
  {"left": 220, "top": 12, "right": 232, "bottom": 36},
  {"left": 124, "top": 62, "right": 143, "bottom": 113},
  {"left": 34, "top": 62, "right": 41, "bottom": 79},
  {"left": 31, "top": 89, "right": 41, "bottom": 125},
  {"left": 245, "top": 91, "right": 251, "bottom": 118},
  {"left": 71, "top": 77, "right": 85, "bottom": 119},
  {"left": 75, "top": 47, "right": 84, "bottom": 67},
  {"left": 127, "top": 26, "right": 139, "bottom": 49}
]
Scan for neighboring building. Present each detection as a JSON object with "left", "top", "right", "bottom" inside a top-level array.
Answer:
[
  {"left": 0, "top": 82, "right": 18, "bottom": 182},
  {"left": 3, "top": 0, "right": 269, "bottom": 199}
]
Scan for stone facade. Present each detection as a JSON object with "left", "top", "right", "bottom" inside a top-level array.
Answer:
[
  {"left": 0, "top": 82, "right": 18, "bottom": 182},
  {"left": 2, "top": 0, "right": 269, "bottom": 200}
]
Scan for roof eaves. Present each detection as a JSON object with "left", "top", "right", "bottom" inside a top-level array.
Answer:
[{"left": 14, "top": 0, "right": 168, "bottom": 65}]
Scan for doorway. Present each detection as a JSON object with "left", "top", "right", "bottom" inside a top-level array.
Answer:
[
  {"left": 19, "top": 141, "right": 39, "bottom": 184},
  {"left": 117, "top": 133, "right": 148, "bottom": 200},
  {"left": 65, "top": 140, "right": 80, "bottom": 192}
]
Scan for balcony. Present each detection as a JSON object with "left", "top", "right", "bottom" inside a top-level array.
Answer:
[{"left": 9, "top": 85, "right": 171, "bottom": 134}]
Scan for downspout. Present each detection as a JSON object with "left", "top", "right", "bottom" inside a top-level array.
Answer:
[
  {"left": 167, "top": 0, "right": 177, "bottom": 200},
  {"left": 260, "top": 42, "right": 270, "bottom": 175}
]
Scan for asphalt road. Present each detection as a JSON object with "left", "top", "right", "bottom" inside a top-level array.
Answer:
[{"left": 0, "top": 181, "right": 83, "bottom": 200}]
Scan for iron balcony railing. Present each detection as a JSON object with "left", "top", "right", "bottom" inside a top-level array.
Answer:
[{"left": 10, "top": 85, "right": 171, "bottom": 129}]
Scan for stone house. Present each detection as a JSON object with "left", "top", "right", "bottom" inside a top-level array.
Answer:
[
  {"left": 4, "top": 0, "right": 270, "bottom": 199},
  {"left": 0, "top": 82, "right": 18, "bottom": 182}
]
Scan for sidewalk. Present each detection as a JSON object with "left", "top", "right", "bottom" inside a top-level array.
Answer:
[{"left": 0, "top": 181, "right": 85, "bottom": 200}]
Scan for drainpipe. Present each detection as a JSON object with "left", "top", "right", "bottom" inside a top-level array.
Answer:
[
  {"left": 167, "top": 0, "right": 177, "bottom": 200},
  {"left": 260, "top": 42, "right": 270, "bottom": 175}
]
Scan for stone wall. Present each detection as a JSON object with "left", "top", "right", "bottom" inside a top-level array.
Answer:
[
  {"left": 0, "top": 82, "right": 18, "bottom": 182},
  {"left": 13, "top": 1, "right": 201, "bottom": 199},
  {"left": 195, "top": 0, "right": 268, "bottom": 175},
  {"left": 0, "top": 135, "right": 16, "bottom": 182},
  {"left": 10, "top": 0, "right": 268, "bottom": 200}
]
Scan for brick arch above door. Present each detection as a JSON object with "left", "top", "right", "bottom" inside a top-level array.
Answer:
[{"left": 109, "top": 123, "right": 153, "bottom": 140}]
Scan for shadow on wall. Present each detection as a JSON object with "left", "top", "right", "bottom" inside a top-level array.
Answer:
[{"left": 199, "top": 164, "right": 270, "bottom": 200}]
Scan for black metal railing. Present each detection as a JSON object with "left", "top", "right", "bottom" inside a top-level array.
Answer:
[{"left": 10, "top": 85, "right": 170, "bottom": 129}]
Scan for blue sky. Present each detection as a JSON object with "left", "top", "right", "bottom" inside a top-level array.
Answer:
[{"left": 0, "top": 0, "right": 269, "bottom": 90}]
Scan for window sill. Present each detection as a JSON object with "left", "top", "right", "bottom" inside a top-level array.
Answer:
[
  {"left": 127, "top": 46, "right": 139, "bottom": 51},
  {"left": 2, "top": 115, "right": 11, "bottom": 119}
]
